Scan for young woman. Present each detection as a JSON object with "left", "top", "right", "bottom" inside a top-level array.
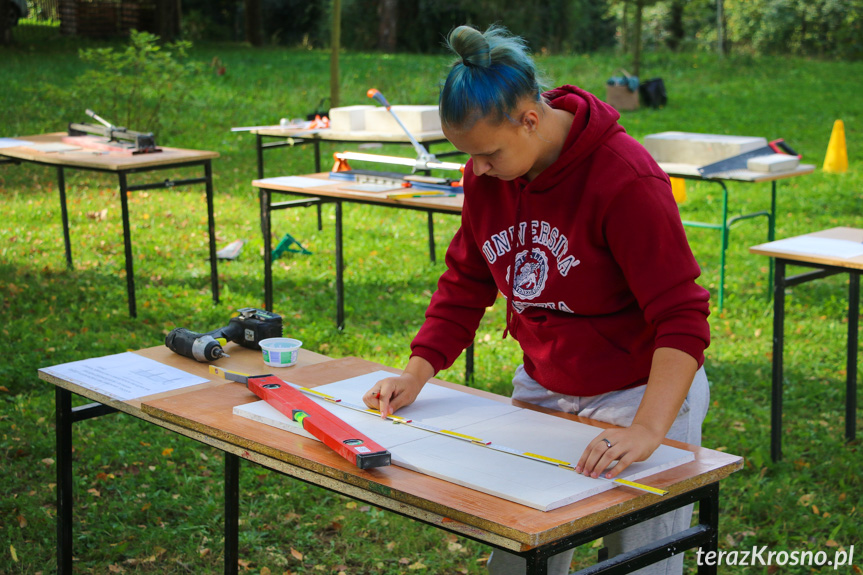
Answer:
[{"left": 363, "top": 24, "right": 711, "bottom": 575}]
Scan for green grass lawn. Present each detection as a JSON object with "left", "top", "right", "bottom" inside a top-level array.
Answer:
[{"left": 1, "top": 33, "right": 861, "bottom": 574}]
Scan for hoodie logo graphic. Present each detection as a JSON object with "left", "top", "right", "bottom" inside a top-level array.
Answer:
[{"left": 513, "top": 248, "right": 548, "bottom": 300}]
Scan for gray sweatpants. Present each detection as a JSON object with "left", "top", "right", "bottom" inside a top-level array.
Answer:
[{"left": 487, "top": 365, "right": 710, "bottom": 575}]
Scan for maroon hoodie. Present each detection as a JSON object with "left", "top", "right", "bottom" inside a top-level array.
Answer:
[{"left": 411, "top": 85, "right": 710, "bottom": 396}]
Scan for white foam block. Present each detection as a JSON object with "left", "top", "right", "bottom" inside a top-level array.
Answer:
[
  {"left": 328, "top": 105, "right": 375, "bottom": 132},
  {"left": 644, "top": 132, "right": 767, "bottom": 164},
  {"left": 746, "top": 153, "right": 800, "bottom": 173},
  {"left": 364, "top": 105, "right": 441, "bottom": 135}
]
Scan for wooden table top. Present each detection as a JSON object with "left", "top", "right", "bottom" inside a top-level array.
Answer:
[
  {"left": 0, "top": 132, "right": 218, "bottom": 171},
  {"left": 63, "top": 346, "right": 741, "bottom": 552},
  {"left": 253, "top": 172, "right": 464, "bottom": 213},
  {"left": 750, "top": 226, "right": 863, "bottom": 270},
  {"left": 39, "top": 345, "right": 742, "bottom": 551},
  {"left": 658, "top": 161, "right": 815, "bottom": 182}
]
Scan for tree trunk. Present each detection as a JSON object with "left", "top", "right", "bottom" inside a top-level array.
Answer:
[
  {"left": 620, "top": 0, "right": 628, "bottom": 53},
  {"left": 632, "top": 0, "right": 643, "bottom": 78},
  {"left": 716, "top": 0, "right": 725, "bottom": 56},
  {"left": 155, "top": 0, "right": 181, "bottom": 42},
  {"left": 330, "top": 0, "right": 341, "bottom": 108},
  {"left": 245, "top": 0, "right": 263, "bottom": 46},
  {"left": 667, "top": 0, "right": 685, "bottom": 51},
  {"left": 0, "top": 0, "right": 12, "bottom": 46},
  {"left": 377, "top": 0, "right": 397, "bottom": 52}
]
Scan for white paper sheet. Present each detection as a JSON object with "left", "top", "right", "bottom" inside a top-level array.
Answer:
[
  {"left": 259, "top": 176, "right": 333, "bottom": 189},
  {"left": 20, "top": 142, "right": 82, "bottom": 153},
  {"left": 0, "top": 138, "right": 32, "bottom": 149},
  {"left": 234, "top": 371, "right": 694, "bottom": 511},
  {"left": 765, "top": 237, "right": 863, "bottom": 259},
  {"left": 41, "top": 352, "right": 209, "bottom": 401}
]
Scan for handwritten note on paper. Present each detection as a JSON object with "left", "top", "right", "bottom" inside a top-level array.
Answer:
[
  {"left": 40, "top": 352, "right": 209, "bottom": 401},
  {"left": 766, "top": 237, "right": 863, "bottom": 260}
]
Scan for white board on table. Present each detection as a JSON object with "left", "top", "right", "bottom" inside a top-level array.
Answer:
[{"left": 234, "top": 371, "right": 694, "bottom": 511}]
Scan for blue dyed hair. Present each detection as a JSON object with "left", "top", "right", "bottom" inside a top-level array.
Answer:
[{"left": 439, "top": 25, "right": 542, "bottom": 130}]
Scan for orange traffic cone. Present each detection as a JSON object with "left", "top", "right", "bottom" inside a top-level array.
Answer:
[{"left": 823, "top": 119, "right": 848, "bottom": 173}]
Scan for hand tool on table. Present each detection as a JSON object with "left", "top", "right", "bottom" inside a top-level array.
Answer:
[
  {"left": 697, "top": 138, "right": 800, "bottom": 177},
  {"left": 66, "top": 109, "right": 161, "bottom": 154},
  {"left": 211, "top": 366, "right": 391, "bottom": 469},
  {"left": 329, "top": 89, "right": 465, "bottom": 181},
  {"left": 165, "top": 308, "right": 283, "bottom": 362}
]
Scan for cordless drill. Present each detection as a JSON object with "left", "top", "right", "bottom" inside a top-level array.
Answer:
[{"left": 165, "top": 308, "right": 283, "bottom": 362}]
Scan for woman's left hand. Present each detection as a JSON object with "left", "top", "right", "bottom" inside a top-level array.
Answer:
[{"left": 575, "top": 424, "right": 663, "bottom": 479}]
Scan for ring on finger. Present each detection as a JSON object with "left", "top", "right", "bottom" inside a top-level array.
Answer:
[{"left": 601, "top": 438, "right": 613, "bottom": 449}]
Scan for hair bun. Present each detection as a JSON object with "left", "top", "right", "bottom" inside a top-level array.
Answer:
[{"left": 448, "top": 25, "right": 491, "bottom": 68}]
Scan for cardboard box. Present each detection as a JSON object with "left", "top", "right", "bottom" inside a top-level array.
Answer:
[
  {"left": 606, "top": 85, "right": 639, "bottom": 111},
  {"left": 643, "top": 132, "right": 768, "bottom": 165},
  {"left": 364, "top": 105, "right": 441, "bottom": 135},
  {"left": 328, "top": 105, "right": 375, "bottom": 132}
]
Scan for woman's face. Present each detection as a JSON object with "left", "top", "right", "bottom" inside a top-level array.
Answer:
[{"left": 443, "top": 107, "right": 539, "bottom": 182}]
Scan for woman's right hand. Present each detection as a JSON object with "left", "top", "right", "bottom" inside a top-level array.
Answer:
[
  {"left": 362, "top": 357, "right": 435, "bottom": 418},
  {"left": 362, "top": 373, "right": 424, "bottom": 418},
  {"left": 363, "top": 373, "right": 425, "bottom": 418}
]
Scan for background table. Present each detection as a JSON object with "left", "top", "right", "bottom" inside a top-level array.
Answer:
[
  {"left": 255, "top": 173, "right": 469, "bottom": 378},
  {"left": 0, "top": 133, "right": 220, "bottom": 317},
  {"left": 39, "top": 345, "right": 743, "bottom": 575},
  {"left": 254, "top": 173, "right": 463, "bottom": 325},
  {"left": 659, "top": 162, "right": 814, "bottom": 311},
  {"left": 248, "top": 125, "right": 457, "bottom": 236},
  {"left": 750, "top": 227, "right": 862, "bottom": 461}
]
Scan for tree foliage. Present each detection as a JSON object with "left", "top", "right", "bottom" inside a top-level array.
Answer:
[
  {"left": 74, "top": 31, "right": 203, "bottom": 134},
  {"left": 724, "top": 0, "right": 863, "bottom": 59},
  {"left": 174, "top": 0, "right": 861, "bottom": 60}
]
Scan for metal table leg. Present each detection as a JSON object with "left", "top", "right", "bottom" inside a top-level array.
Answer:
[
  {"left": 335, "top": 200, "right": 345, "bottom": 330},
  {"left": 717, "top": 182, "right": 729, "bottom": 312},
  {"left": 767, "top": 181, "right": 777, "bottom": 297},
  {"left": 847, "top": 272, "right": 859, "bottom": 442},
  {"left": 771, "top": 259, "right": 786, "bottom": 462},
  {"left": 205, "top": 160, "right": 220, "bottom": 305},
  {"left": 57, "top": 166, "right": 73, "bottom": 270},
  {"left": 427, "top": 212, "right": 436, "bottom": 263},
  {"left": 518, "top": 483, "right": 720, "bottom": 575},
  {"left": 224, "top": 453, "right": 240, "bottom": 575},
  {"left": 256, "top": 134, "right": 265, "bottom": 179},
  {"left": 465, "top": 343, "right": 474, "bottom": 384},
  {"left": 261, "top": 188, "right": 274, "bottom": 312},
  {"left": 55, "top": 390, "right": 119, "bottom": 574},
  {"left": 118, "top": 172, "right": 137, "bottom": 317},
  {"left": 56, "top": 387, "right": 74, "bottom": 575}
]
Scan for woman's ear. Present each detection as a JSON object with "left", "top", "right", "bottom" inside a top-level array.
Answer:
[{"left": 521, "top": 108, "right": 540, "bottom": 133}]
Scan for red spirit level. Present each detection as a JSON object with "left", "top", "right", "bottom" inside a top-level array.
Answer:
[{"left": 211, "top": 366, "right": 391, "bottom": 469}]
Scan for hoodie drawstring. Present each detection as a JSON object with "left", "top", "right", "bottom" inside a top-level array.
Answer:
[{"left": 504, "top": 185, "right": 528, "bottom": 340}]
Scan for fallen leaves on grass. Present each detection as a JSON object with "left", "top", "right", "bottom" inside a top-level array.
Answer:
[
  {"left": 798, "top": 493, "right": 815, "bottom": 506},
  {"left": 87, "top": 208, "right": 108, "bottom": 221}
]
